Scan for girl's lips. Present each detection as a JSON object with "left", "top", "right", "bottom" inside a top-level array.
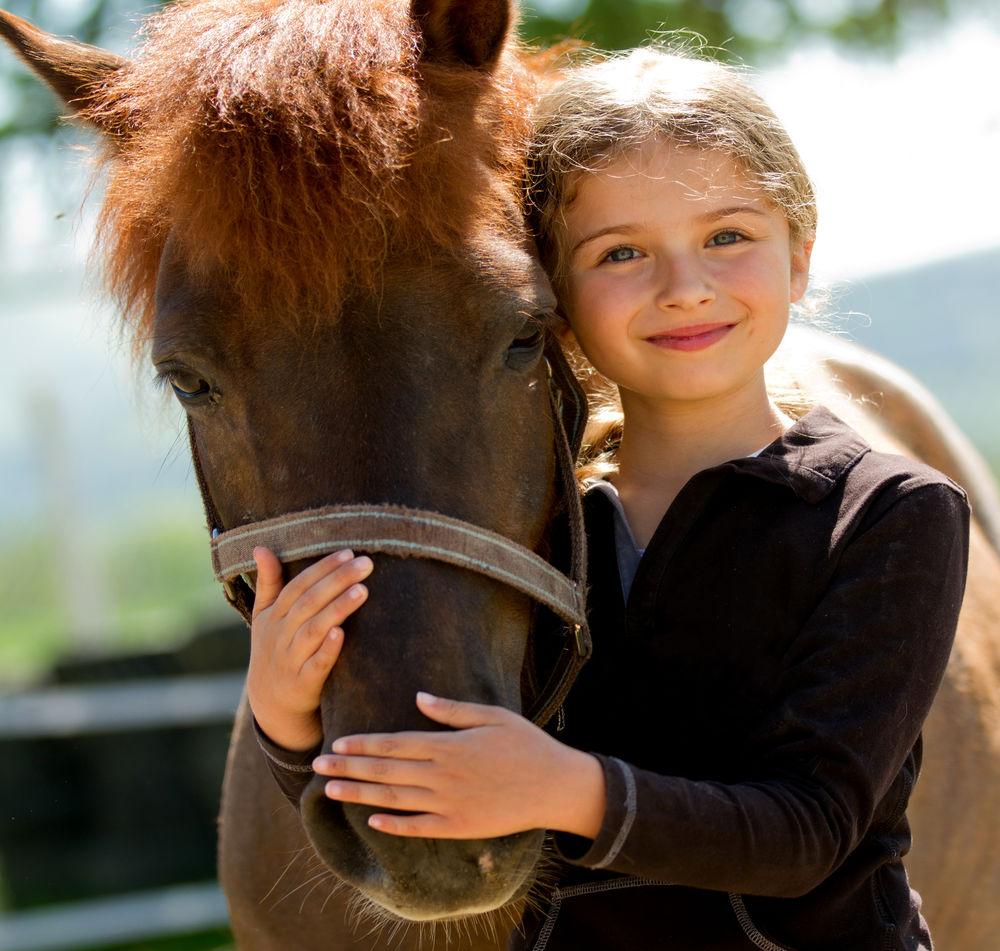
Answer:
[{"left": 646, "top": 322, "right": 736, "bottom": 352}]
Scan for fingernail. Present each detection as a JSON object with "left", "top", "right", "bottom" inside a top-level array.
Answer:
[
  {"left": 335, "top": 549, "right": 354, "bottom": 563},
  {"left": 328, "top": 627, "right": 342, "bottom": 641},
  {"left": 369, "top": 816, "right": 383, "bottom": 829},
  {"left": 353, "top": 556, "right": 373, "bottom": 571},
  {"left": 348, "top": 584, "right": 366, "bottom": 600},
  {"left": 332, "top": 739, "right": 348, "bottom": 753},
  {"left": 326, "top": 782, "right": 342, "bottom": 797},
  {"left": 417, "top": 691, "right": 437, "bottom": 705}
]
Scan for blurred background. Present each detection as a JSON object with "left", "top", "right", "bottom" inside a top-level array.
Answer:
[{"left": 1, "top": 0, "right": 998, "bottom": 948}]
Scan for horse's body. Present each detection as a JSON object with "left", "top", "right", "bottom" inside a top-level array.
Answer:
[
  {"left": 778, "top": 329, "right": 1000, "bottom": 951},
  {"left": 3, "top": 2, "right": 998, "bottom": 948}
]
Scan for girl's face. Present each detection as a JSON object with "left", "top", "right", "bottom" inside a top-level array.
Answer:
[{"left": 560, "top": 139, "right": 812, "bottom": 407}]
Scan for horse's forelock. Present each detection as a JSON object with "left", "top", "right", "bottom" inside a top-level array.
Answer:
[{"left": 85, "top": 0, "right": 535, "bottom": 350}]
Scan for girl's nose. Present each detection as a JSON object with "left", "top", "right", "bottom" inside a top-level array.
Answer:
[{"left": 654, "top": 257, "right": 715, "bottom": 311}]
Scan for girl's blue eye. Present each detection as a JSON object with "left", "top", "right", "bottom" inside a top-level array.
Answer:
[
  {"left": 603, "top": 246, "right": 640, "bottom": 263},
  {"left": 709, "top": 230, "right": 744, "bottom": 247}
]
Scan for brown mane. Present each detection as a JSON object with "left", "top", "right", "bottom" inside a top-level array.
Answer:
[{"left": 82, "top": 0, "right": 538, "bottom": 344}]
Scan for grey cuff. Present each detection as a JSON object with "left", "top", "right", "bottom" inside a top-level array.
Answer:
[
  {"left": 553, "top": 754, "right": 637, "bottom": 870},
  {"left": 251, "top": 715, "right": 322, "bottom": 773}
]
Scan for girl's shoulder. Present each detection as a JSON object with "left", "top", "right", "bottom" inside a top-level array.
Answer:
[
  {"left": 797, "top": 406, "right": 971, "bottom": 548},
  {"left": 718, "top": 403, "right": 968, "bottom": 514},
  {"left": 811, "top": 404, "right": 969, "bottom": 505}
]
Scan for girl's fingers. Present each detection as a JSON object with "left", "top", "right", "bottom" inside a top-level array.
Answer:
[
  {"left": 313, "top": 752, "right": 432, "bottom": 787},
  {"left": 415, "top": 692, "right": 509, "bottom": 729},
  {"left": 251, "top": 547, "right": 284, "bottom": 618},
  {"left": 323, "top": 779, "right": 433, "bottom": 813},
  {"left": 331, "top": 731, "right": 442, "bottom": 759},
  {"left": 293, "top": 581, "right": 369, "bottom": 651},
  {"left": 284, "top": 556, "right": 374, "bottom": 628},
  {"left": 299, "top": 627, "right": 345, "bottom": 680},
  {"left": 271, "top": 549, "right": 358, "bottom": 618},
  {"left": 367, "top": 812, "right": 451, "bottom": 838}
]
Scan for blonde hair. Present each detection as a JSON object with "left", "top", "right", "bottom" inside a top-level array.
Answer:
[{"left": 528, "top": 45, "right": 820, "bottom": 481}]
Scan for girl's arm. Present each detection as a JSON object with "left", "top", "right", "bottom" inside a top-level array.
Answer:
[
  {"left": 316, "top": 691, "right": 607, "bottom": 840},
  {"left": 313, "top": 480, "right": 969, "bottom": 898},
  {"left": 247, "top": 546, "right": 373, "bottom": 805},
  {"left": 550, "top": 480, "right": 970, "bottom": 896}
]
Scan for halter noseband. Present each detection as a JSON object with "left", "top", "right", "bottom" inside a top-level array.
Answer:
[{"left": 187, "top": 338, "right": 591, "bottom": 729}]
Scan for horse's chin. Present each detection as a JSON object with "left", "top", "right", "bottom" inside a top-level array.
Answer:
[
  {"left": 300, "top": 777, "right": 543, "bottom": 921},
  {"left": 366, "top": 876, "right": 533, "bottom": 923}
]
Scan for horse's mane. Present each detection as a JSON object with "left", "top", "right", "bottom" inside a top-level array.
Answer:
[{"left": 83, "top": 0, "right": 539, "bottom": 345}]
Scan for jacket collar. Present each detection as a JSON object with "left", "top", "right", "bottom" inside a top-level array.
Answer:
[
  {"left": 583, "top": 404, "right": 870, "bottom": 508},
  {"left": 720, "top": 404, "right": 870, "bottom": 504}
]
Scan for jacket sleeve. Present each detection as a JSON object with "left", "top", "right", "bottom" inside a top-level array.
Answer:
[
  {"left": 555, "top": 481, "right": 970, "bottom": 897},
  {"left": 251, "top": 715, "right": 322, "bottom": 808}
]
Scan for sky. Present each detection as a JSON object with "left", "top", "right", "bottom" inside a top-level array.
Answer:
[{"left": 757, "top": 18, "right": 1000, "bottom": 280}]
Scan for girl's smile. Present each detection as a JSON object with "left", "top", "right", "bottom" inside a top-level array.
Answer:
[
  {"left": 645, "top": 321, "right": 738, "bottom": 351},
  {"left": 561, "top": 140, "right": 812, "bottom": 408}
]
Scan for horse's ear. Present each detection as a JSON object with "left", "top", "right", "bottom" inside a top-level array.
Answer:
[
  {"left": 411, "top": 0, "right": 511, "bottom": 70},
  {"left": 0, "top": 9, "right": 126, "bottom": 133}
]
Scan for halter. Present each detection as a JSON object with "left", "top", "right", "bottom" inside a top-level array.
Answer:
[{"left": 186, "top": 338, "right": 591, "bottom": 729}]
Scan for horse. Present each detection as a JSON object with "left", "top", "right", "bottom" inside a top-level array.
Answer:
[{"left": 3, "top": 2, "right": 999, "bottom": 948}]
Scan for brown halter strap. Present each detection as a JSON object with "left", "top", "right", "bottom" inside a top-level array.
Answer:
[
  {"left": 186, "top": 339, "right": 591, "bottom": 728},
  {"left": 211, "top": 504, "right": 585, "bottom": 632}
]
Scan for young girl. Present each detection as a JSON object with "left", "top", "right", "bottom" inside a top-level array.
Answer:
[{"left": 247, "top": 47, "right": 969, "bottom": 950}]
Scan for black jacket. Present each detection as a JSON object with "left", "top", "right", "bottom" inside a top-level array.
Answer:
[
  {"left": 512, "top": 406, "right": 969, "bottom": 951},
  {"left": 256, "top": 406, "right": 969, "bottom": 950}
]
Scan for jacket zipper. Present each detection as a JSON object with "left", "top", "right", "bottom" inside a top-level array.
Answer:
[
  {"left": 729, "top": 893, "right": 796, "bottom": 951},
  {"left": 531, "top": 877, "right": 662, "bottom": 951}
]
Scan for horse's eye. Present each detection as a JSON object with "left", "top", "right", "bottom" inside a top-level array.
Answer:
[
  {"left": 169, "top": 370, "right": 212, "bottom": 401},
  {"left": 506, "top": 321, "right": 545, "bottom": 367}
]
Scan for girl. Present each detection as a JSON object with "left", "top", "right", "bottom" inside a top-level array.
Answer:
[{"left": 247, "top": 47, "right": 969, "bottom": 950}]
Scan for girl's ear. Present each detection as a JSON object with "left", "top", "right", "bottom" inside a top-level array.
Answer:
[
  {"left": 554, "top": 316, "right": 576, "bottom": 347},
  {"left": 789, "top": 236, "right": 815, "bottom": 303}
]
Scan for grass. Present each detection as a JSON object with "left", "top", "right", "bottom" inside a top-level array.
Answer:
[
  {"left": 74, "top": 929, "right": 234, "bottom": 951},
  {"left": 0, "top": 505, "right": 228, "bottom": 687}
]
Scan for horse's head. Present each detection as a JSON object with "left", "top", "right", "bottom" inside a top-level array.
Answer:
[{"left": 1, "top": 0, "right": 585, "bottom": 921}]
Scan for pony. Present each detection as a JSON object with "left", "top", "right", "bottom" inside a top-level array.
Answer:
[{"left": 3, "top": 1, "right": 998, "bottom": 947}]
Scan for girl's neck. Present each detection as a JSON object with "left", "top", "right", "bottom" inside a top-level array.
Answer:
[{"left": 609, "top": 375, "right": 792, "bottom": 542}]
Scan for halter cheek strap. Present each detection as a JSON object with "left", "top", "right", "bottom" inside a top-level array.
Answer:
[{"left": 186, "top": 338, "right": 591, "bottom": 728}]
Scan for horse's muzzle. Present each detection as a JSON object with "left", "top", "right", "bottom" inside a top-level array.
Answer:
[{"left": 299, "top": 774, "right": 543, "bottom": 920}]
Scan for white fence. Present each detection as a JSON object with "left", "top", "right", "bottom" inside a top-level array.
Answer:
[{"left": 0, "top": 673, "right": 244, "bottom": 949}]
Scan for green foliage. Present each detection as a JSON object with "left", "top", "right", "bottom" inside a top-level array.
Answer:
[
  {"left": 521, "top": 0, "right": 958, "bottom": 55},
  {"left": 74, "top": 928, "right": 233, "bottom": 951},
  {"left": 0, "top": 509, "right": 225, "bottom": 686},
  {"left": 0, "top": 532, "right": 72, "bottom": 678}
]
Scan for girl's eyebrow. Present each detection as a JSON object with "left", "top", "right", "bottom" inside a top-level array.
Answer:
[
  {"left": 696, "top": 205, "right": 768, "bottom": 222},
  {"left": 571, "top": 224, "right": 641, "bottom": 254}
]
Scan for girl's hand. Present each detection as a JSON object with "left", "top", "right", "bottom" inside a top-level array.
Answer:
[
  {"left": 247, "top": 546, "right": 374, "bottom": 752},
  {"left": 314, "top": 693, "right": 606, "bottom": 840}
]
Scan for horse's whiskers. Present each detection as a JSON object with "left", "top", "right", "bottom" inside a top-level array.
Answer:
[
  {"left": 259, "top": 846, "right": 312, "bottom": 905},
  {"left": 298, "top": 870, "right": 336, "bottom": 914},
  {"left": 269, "top": 868, "right": 335, "bottom": 910},
  {"left": 319, "top": 876, "right": 347, "bottom": 916}
]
